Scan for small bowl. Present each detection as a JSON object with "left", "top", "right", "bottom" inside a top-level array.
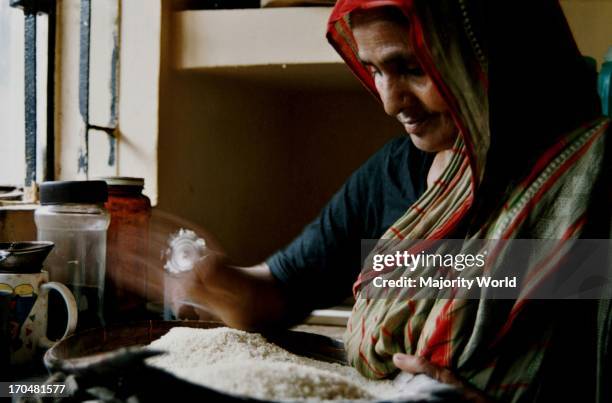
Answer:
[{"left": 0, "top": 241, "right": 54, "bottom": 273}]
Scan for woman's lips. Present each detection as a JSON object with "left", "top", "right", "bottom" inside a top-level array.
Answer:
[{"left": 400, "top": 116, "right": 430, "bottom": 136}]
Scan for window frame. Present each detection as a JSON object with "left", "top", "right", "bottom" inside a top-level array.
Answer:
[{"left": 1, "top": 0, "right": 56, "bottom": 195}]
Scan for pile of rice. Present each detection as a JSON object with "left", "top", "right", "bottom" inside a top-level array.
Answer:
[{"left": 146, "top": 327, "right": 398, "bottom": 401}]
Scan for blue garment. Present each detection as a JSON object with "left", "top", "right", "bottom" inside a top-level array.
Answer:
[{"left": 267, "top": 136, "right": 432, "bottom": 310}]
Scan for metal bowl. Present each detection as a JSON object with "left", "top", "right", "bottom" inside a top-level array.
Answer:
[
  {"left": 43, "top": 321, "right": 349, "bottom": 402},
  {"left": 44, "top": 320, "right": 346, "bottom": 372},
  {"left": 43, "top": 321, "right": 459, "bottom": 402},
  {"left": 0, "top": 241, "right": 54, "bottom": 273}
]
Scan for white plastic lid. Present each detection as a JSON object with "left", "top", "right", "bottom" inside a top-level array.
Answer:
[{"left": 98, "top": 176, "right": 144, "bottom": 187}]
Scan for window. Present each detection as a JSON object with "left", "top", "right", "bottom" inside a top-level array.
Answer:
[
  {"left": 0, "top": 0, "right": 53, "bottom": 191},
  {"left": 0, "top": 2, "right": 25, "bottom": 187},
  {"left": 1, "top": 0, "right": 160, "bottom": 204}
]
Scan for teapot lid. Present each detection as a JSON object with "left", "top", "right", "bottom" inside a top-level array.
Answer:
[{"left": 0, "top": 242, "right": 54, "bottom": 273}]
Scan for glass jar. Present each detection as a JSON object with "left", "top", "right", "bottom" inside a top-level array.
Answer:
[
  {"left": 35, "top": 181, "right": 109, "bottom": 332},
  {"left": 102, "top": 177, "right": 151, "bottom": 322}
]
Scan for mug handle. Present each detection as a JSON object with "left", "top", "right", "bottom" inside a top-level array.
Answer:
[{"left": 38, "top": 282, "right": 78, "bottom": 349}]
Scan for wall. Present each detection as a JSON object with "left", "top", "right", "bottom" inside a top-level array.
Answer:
[
  {"left": 0, "top": 207, "right": 35, "bottom": 242},
  {"left": 561, "top": 0, "right": 612, "bottom": 66},
  {"left": 157, "top": 71, "right": 401, "bottom": 265}
]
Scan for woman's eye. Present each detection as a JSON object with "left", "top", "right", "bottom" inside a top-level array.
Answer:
[
  {"left": 366, "top": 65, "right": 381, "bottom": 77},
  {"left": 402, "top": 65, "right": 425, "bottom": 77}
]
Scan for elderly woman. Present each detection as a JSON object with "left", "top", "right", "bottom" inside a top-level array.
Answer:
[
  {"left": 328, "top": 0, "right": 610, "bottom": 402},
  {"left": 161, "top": 0, "right": 611, "bottom": 401}
]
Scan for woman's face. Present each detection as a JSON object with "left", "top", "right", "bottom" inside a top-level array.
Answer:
[{"left": 352, "top": 11, "right": 458, "bottom": 152}]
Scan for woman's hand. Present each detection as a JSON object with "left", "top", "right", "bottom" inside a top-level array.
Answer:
[
  {"left": 164, "top": 256, "right": 222, "bottom": 321},
  {"left": 393, "top": 353, "right": 493, "bottom": 402},
  {"left": 167, "top": 254, "right": 289, "bottom": 330}
]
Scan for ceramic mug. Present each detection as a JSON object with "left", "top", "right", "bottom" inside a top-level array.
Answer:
[{"left": 0, "top": 270, "right": 77, "bottom": 365}]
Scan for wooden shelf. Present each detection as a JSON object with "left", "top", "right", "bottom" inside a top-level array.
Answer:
[{"left": 172, "top": 7, "right": 342, "bottom": 70}]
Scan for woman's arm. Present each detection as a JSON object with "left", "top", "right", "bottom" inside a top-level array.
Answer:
[{"left": 166, "top": 255, "right": 290, "bottom": 331}]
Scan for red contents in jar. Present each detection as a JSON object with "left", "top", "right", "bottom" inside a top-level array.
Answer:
[{"left": 103, "top": 177, "right": 151, "bottom": 322}]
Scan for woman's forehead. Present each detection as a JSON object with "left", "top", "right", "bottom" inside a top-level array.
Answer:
[
  {"left": 349, "top": 6, "right": 409, "bottom": 28},
  {"left": 351, "top": 9, "right": 412, "bottom": 62}
]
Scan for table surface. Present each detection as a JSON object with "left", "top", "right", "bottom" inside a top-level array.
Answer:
[
  {"left": 292, "top": 324, "right": 345, "bottom": 340},
  {"left": 4, "top": 357, "right": 49, "bottom": 382}
]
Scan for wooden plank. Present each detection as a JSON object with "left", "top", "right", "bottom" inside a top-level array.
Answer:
[
  {"left": 173, "top": 7, "right": 341, "bottom": 69},
  {"left": 89, "top": 0, "right": 120, "bottom": 128},
  {"left": 117, "top": 0, "right": 161, "bottom": 205},
  {"left": 88, "top": 128, "right": 117, "bottom": 178},
  {"left": 56, "top": 0, "right": 87, "bottom": 181}
]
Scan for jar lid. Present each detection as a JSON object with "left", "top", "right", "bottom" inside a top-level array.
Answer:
[
  {"left": 39, "top": 181, "right": 108, "bottom": 205},
  {"left": 98, "top": 176, "right": 144, "bottom": 187}
]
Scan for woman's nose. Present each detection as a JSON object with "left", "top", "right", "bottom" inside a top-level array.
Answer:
[{"left": 377, "top": 75, "right": 406, "bottom": 117}]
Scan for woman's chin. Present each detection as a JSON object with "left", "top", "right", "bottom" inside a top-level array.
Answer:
[
  {"left": 407, "top": 130, "right": 458, "bottom": 153},
  {"left": 408, "top": 133, "right": 445, "bottom": 153}
]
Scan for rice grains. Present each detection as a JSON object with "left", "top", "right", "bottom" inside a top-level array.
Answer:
[{"left": 146, "top": 327, "right": 397, "bottom": 402}]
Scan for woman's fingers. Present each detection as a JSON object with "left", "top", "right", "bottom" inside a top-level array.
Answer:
[
  {"left": 175, "top": 304, "right": 199, "bottom": 320},
  {"left": 165, "top": 270, "right": 205, "bottom": 315},
  {"left": 393, "top": 353, "right": 493, "bottom": 403},
  {"left": 392, "top": 353, "right": 461, "bottom": 386}
]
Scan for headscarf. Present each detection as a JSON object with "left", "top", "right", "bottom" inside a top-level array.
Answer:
[{"left": 327, "top": 1, "right": 611, "bottom": 401}]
